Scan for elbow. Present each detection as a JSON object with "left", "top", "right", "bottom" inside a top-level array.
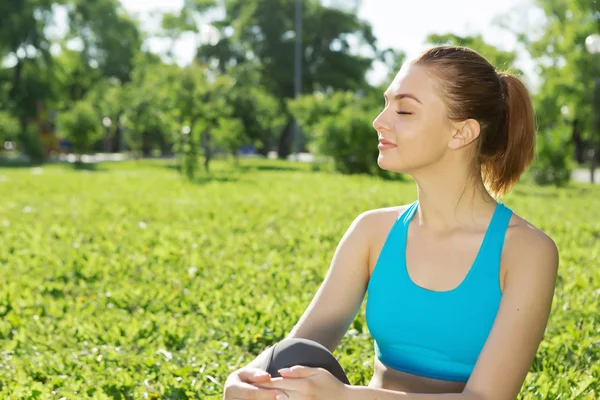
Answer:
[{"left": 463, "top": 389, "right": 490, "bottom": 400}]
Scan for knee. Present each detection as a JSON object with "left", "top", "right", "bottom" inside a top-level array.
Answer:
[
  {"left": 275, "top": 337, "right": 333, "bottom": 356},
  {"left": 265, "top": 338, "right": 350, "bottom": 384}
]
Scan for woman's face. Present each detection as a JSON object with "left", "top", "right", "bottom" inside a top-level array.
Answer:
[{"left": 373, "top": 63, "right": 453, "bottom": 174}]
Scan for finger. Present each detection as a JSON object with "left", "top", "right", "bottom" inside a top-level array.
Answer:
[
  {"left": 253, "top": 377, "right": 309, "bottom": 393},
  {"left": 278, "top": 366, "right": 320, "bottom": 378},
  {"left": 226, "top": 382, "right": 286, "bottom": 400},
  {"left": 238, "top": 369, "right": 272, "bottom": 383}
]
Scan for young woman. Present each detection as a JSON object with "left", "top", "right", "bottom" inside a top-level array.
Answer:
[{"left": 223, "top": 46, "right": 559, "bottom": 400}]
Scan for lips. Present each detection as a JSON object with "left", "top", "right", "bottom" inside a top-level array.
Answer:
[{"left": 378, "top": 137, "right": 396, "bottom": 145}]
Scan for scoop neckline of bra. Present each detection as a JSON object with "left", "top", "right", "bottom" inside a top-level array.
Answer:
[{"left": 401, "top": 200, "right": 503, "bottom": 294}]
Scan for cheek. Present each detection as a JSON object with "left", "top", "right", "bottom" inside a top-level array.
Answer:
[
  {"left": 388, "top": 117, "right": 448, "bottom": 164},
  {"left": 393, "top": 117, "right": 437, "bottom": 153}
]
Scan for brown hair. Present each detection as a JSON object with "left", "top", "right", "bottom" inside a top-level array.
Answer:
[{"left": 411, "top": 46, "right": 535, "bottom": 198}]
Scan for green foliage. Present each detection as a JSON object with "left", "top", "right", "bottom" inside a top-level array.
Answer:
[
  {"left": 122, "top": 61, "right": 180, "bottom": 155},
  {"left": 167, "top": 0, "right": 379, "bottom": 156},
  {"left": 58, "top": 100, "right": 103, "bottom": 157},
  {"left": 530, "top": 127, "right": 576, "bottom": 186},
  {"left": 377, "top": 48, "right": 407, "bottom": 86},
  {"left": 0, "top": 160, "right": 598, "bottom": 398},
  {"left": 1, "top": 57, "right": 60, "bottom": 163},
  {"left": 214, "top": 117, "right": 248, "bottom": 159},
  {"left": 508, "top": 0, "right": 600, "bottom": 165},
  {"left": 179, "top": 124, "right": 202, "bottom": 181},
  {"left": 190, "top": 0, "right": 377, "bottom": 98},
  {"left": 224, "top": 64, "right": 287, "bottom": 153},
  {"left": 174, "top": 68, "right": 238, "bottom": 176},
  {"left": 289, "top": 91, "right": 398, "bottom": 178},
  {"left": 53, "top": 47, "right": 102, "bottom": 106},
  {"left": 0, "top": 0, "right": 142, "bottom": 164},
  {"left": 17, "top": 124, "right": 47, "bottom": 165},
  {"left": 313, "top": 105, "right": 379, "bottom": 175},
  {"left": 0, "top": 0, "right": 57, "bottom": 58},
  {"left": 0, "top": 111, "right": 19, "bottom": 143},
  {"left": 66, "top": 0, "right": 142, "bottom": 84},
  {"left": 0, "top": 0, "right": 593, "bottom": 188},
  {"left": 288, "top": 91, "right": 358, "bottom": 142}
]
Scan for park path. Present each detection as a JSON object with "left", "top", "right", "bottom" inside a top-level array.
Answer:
[{"left": 11, "top": 152, "right": 600, "bottom": 185}]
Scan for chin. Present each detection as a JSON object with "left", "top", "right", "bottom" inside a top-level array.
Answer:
[{"left": 377, "top": 156, "right": 411, "bottom": 174}]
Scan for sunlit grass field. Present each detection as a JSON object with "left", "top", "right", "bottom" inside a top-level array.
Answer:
[{"left": 0, "top": 158, "right": 598, "bottom": 399}]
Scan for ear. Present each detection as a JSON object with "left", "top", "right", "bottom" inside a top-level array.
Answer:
[{"left": 448, "top": 119, "right": 480, "bottom": 150}]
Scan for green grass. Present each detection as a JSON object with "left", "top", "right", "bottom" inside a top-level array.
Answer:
[{"left": 0, "top": 158, "right": 598, "bottom": 399}]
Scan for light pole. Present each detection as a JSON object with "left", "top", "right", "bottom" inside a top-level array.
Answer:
[
  {"left": 585, "top": 34, "right": 600, "bottom": 184},
  {"left": 292, "top": 0, "right": 302, "bottom": 159}
]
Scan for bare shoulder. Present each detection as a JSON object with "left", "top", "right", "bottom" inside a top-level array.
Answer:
[
  {"left": 354, "top": 204, "right": 414, "bottom": 274},
  {"left": 355, "top": 203, "right": 413, "bottom": 236},
  {"left": 503, "top": 210, "right": 559, "bottom": 277}
]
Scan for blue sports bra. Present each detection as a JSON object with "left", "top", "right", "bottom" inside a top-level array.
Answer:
[{"left": 365, "top": 200, "right": 513, "bottom": 382}]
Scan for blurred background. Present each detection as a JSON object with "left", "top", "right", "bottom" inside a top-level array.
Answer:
[
  {"left": 1, "top": 0, "right": 599, "bottom": 183},
  {"left": 1, "top": 1, "right": 599, "bottom": 399}
]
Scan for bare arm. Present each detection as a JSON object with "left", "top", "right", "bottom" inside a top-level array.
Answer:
[
  {"left": 240, "top": 211, "right": 372, "bottom": 370},
  {"left": 285, "top": 211, "right": 372, "bottom": 353},
  {"left": 345, "top": 226, "right": 559, "bottom": 400},
  {"left": 225, "top": 212, "right": 373, "bottom": 399}
]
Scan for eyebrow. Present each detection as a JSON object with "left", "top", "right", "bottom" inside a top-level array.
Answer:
[{"left": 384, "top": 93, "right": 423, "bottom": 105}]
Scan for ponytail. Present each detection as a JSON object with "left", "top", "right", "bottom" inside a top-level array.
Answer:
[{"left": 481, "top": 73, "right": 536, "bottom": 198}]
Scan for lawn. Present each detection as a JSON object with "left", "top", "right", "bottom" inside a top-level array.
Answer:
[{"left": 0, "top": 159, "right": 598, "bottom": 399}]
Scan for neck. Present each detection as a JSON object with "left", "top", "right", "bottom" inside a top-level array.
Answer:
[{"left": 411, "top": 161, "right": 496, "bottom": 232}]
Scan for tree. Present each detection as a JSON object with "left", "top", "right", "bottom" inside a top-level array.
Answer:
[
  {"left": 173, "top": 65, "right": 221, "bottom": 173},
  {"left": 0, "top": 111, "right": 20, "bottom": 145},
  {"left": 65, "top": 0, "right": 143, "bottom": 85},
  {"left": 222, "top": 63, "right": 286, "bottom": 155},
  {"left": 58, "top": 100, "right": 103, "bottom": 161},
  {"left": 288, "top": 91, "right": 397, "bottom": 178},
  {"left": 213, "top": 117, "right": 247, "bottom": 165},
  {"left": 53, "top": 47, "right": 102, "bottom": 106},
  {"left": 163, "top": 0, "right": 379, "bottom": 157},
  {"left": 121, "top": 60, "right": 179, "bottom": 157},
  {"left": 86, "top": 78, "right": 131, "bottom": 153},
  {"left": 0, "top": 0, "right": 64, "bottom": 162},
  {"left": 378, "top": 48, "right": 407, "bottom": 86},
  {"left": 503, "top": 0, "right": 599, "bottom": 165}
]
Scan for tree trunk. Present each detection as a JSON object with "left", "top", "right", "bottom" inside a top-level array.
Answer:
[
  {"left": 571, "top": 119, "right": 584, "bottom": 164},
  {"left": 277, "top": 118, "right": 294, "bottom": 159},
  {"left": 142, "top": 131, "right": 151, "bottom": 157},
  {"left": 203, "top": 128, "right": 211, "bottom": 173},
  {"left": 11, "top": 57, "right": 22, "bottom": 100}
]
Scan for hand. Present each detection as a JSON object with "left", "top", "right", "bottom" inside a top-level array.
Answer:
[
  {"left": 223, "top": 367, "right": 289, "bottom": 400},
  {"left": 253, "top": 365, "right": 349, "bottom": 400}
]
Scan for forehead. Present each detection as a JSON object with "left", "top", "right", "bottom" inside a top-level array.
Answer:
[{"left": 385, "top": 64, "right": 438, "bottom": 103}]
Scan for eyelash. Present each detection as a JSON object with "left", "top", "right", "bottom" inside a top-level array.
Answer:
[{"left": 382, "top": 101, "right": 413, "bottom": 115}]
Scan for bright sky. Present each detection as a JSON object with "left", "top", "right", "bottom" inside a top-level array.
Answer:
[
  {"left": 3, "top": 1, "right": 538, "bottom": 89},
  {"left": 120, "top": 0, "right": 540, "bottom": 88},
  {"left": 355, "top": 0, "right": 537, "bottom": 85}
]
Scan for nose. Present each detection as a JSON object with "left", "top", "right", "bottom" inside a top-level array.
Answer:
[{"left": 373, "top": 111, "right": 388, "bottom": 133}]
